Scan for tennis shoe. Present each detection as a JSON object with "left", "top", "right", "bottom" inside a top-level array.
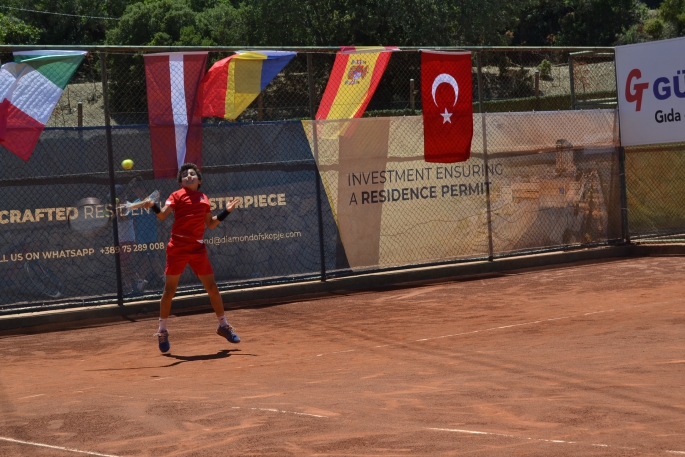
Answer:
[
  {"left": 216, "top": 324, "right": 240, "bottom": 343},
  {"left": 154, "top": 330, "right": 170, "bottom": 352}
]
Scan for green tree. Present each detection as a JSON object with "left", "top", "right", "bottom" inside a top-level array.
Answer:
[
  {"left": 195, "top": 2, "right": 250, "bottom": 46},
  {"left": 0, "top": 13, "right": 41, "bottom": 44},
  {"left": 659, "top": 0, "right": 685, "bottom": 35},
  {"left": 3, "top": 0, "right": 128, "bottom": 45},
  {"left": 514, "top": 0, "right": 644, "bottom": 46},
  {"left": 106, "top": 0, "right": 248, "bottom": 46},
  {"left": 106, "top": 0, "right": 200, "bottom": 46},
  {"left": 243, "top": 0, "right": 535, "bottom": 47},
  {"left": 556, "top": 0, "right": 642, "bottom": 45}
]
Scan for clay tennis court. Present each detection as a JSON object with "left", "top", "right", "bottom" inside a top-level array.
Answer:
[{"left": 1, "top": 254, "right": 684, "bottom": 456}]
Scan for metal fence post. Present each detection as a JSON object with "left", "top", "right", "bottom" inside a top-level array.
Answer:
[
  {"left": 258, "top": 92, "right": 264, "bottom": 121},
  {"left": 618, "top": 146, "right": 630, "bottom": 244},
  {"left": 477, "top": 52, "right": 495, "bottom": 261},
  {"left": 410, "top": 78, "right": 415, "bottom": 112},
  {"left": 100, "top": 52, "right": 124, "bottom": 305},
  {"left": 568, "top": 54, "right": 577, "bottom": 110},
  {"left": 307, "top": 53, "right": 327, "bottom": 281}
]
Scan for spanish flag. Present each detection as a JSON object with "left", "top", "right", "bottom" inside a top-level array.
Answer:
[
  {"left": 199, "top": 51, "right": 296, "bottom": 120},
  {"left": 316, "top": 46, "right": 398, "bottom": 120}
]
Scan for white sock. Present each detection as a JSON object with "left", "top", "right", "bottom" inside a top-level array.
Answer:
[
  {"left": 158, "top": 318, "right": 167, "bottom": 332},
  {"left": 218, "top": 315, "right": 228, "bottom": 328}
]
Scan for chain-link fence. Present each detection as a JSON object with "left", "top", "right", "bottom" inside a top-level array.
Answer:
[{"left": 0, "top": 45, "right": 651, "bottom": 314}]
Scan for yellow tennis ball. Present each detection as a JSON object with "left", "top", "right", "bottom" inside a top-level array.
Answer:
[{"left": 121, "top": 159, "right": 134, "bottom": 170}]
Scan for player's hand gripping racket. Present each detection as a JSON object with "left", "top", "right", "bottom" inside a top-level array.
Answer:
[{"left": 117, "top": 190, "right": 160, "bottom": 216}]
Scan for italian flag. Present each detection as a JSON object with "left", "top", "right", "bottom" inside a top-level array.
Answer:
[{"left": 0, "top": 50, "right": 87, "bottom": 161}]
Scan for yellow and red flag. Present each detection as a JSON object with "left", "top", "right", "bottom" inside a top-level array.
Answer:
[{"left": 316, "top": 46, "right": 398, "bottom": 120}]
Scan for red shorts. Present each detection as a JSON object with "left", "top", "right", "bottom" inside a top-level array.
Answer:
[{"left": 165, "top": 236, "right": 214, "bottom": 276}]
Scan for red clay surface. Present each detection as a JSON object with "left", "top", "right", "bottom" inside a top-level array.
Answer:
[{"left": 1, "top": 255, "right": 685, "bottom": 456}]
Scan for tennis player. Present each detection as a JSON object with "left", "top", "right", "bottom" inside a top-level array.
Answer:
[{"left": 144, "top": 163, "right": 241, "bottom": 353}]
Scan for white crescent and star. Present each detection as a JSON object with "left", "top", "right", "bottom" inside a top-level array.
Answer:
[{"left": 431, "top": 73, "right": 459, "bottom": 124}]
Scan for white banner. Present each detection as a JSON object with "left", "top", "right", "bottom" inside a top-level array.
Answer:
[{"left": 616, "top": 37, "right": 685, "bottom": 146}]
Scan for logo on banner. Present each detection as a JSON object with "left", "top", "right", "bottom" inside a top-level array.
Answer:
[
  {"left": 345, "top": 61, "right": 368, "bottom": 85},
  {"left": 625, "top": 67, "right": 685, "bottom": 123},
  {"left": 625, "top": 68, "right": 649, "bottom": 111},
  {"left": 625, "top": 67, "right": 685, "bottom": 119},
  {"left": 431, "top": 73, "right": 459, "bottom": 123}
]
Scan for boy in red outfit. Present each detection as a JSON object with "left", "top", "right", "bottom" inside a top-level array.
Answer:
[{"left": 144, "top": 163, "right": 241, "bottom": 353}]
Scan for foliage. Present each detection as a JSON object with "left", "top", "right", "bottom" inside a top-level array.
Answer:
[
  {"left": 537, "top": 59, "right": 552, "bottom": 78},
  {"left": 658, "top": 0, "right": 685, "bottom": 35},
  {"left": 109, "top": 0, "right": 196, "bottom": 46},
  {"left": 103, "top": 0, "right": 537, "bottom": 47},
  {"left": 253, "top": 0, "right": 537, "bottom": 46},
  {"left": 514, "top": 0, "right": 645, "bottom": 46},
  {"left": 1, "top": 0, "right": 652, "bottom": 47},
  {"left": 2, "top": 0, "right": 128, "bottom": 45},
  {"left": 644, "top": 17, "right": 666, "bottom": 38},
  {"left": 0, "top": 13, "right": 41, "bottom": 44}
]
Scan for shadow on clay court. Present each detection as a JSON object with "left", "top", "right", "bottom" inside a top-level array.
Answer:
[
  {"left": 160, "top": 349, "right": 253, "bottom": 367},
  {"left": 84, "top": 349, "right": 251, "bottom": 371}
]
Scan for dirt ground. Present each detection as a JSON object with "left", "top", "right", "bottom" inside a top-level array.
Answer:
[{"left": 1, "top": 255, "right": 684, "bottom": 456}]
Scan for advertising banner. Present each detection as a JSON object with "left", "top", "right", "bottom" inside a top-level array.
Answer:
[
  {"left": 303, "top": 112, "right": 620, "bottom": 269},
  {"left": 0, "top": 112, "right": 621, "bottom": 308},
  {"left": 0, "top": 123, "right": 345, "bottom": 307},
  {"left": 616, "top": 37, "right": 685, "bottom": 146}
]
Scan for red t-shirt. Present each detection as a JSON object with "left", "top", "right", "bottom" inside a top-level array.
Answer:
[{"left": 165, "top": 188, "right": 211, "bottom": 241}]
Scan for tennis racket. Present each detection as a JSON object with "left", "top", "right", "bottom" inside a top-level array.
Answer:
[{"left": 117, "top": 190, "right": 160, "bottom": 216}]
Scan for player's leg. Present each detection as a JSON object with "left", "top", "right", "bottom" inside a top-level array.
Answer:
[
  {"left": 155, "top": 238, "right": 187, "bottom": 353},
  {"left": 154, "top": 274, "right": 180, "bottom": 353},
  {"left": 197, "top": 273, "right": 224, "bottom": 316},
  {"left": 198, "top": 273, "right": 240, "bottom": 344},
  {"left": 189, "top": 247, "right": 241, "bottom": 343},
  {"left": 160, "top": 274, "right": 181, "bottom": 319}
]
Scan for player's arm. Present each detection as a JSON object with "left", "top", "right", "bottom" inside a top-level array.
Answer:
[
  {"left": 154, "top": 204, "right": 173, "bottom": 221},
  {"left": 206, "top": 197, "right": 241, "bottom": 230},
  {"left": 142, "top": 198, "right": 173, "bottom": 220}
]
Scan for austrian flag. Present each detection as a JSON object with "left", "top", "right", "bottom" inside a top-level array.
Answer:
[
  {"left": 144, "top": 52, "right": 208, "bottom": 179},
  {"left": 0, "top": 50, "right": 87, "bottom": 161}
]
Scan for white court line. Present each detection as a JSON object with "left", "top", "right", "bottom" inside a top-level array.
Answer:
[
  {"left": 415, "top": 316, "right": 575, "bottom": 342},
  {"left": 298, "top": 298, "right": 678, "bottom": 359},
  {"left": 231, "top": 406, "right": 329, "bottom": 418},
  {"left": 0, "top": 437, "right": 120, "bottom": 457},
  {"left": 405, "top": 299, "right": 675, "bottom": 345},
  {"left": 18, "top": 394, "right": 44, "bottom": 400},
  {"left": 318, "top": 349, "right": 355, "bottom": 356},
  {"left": 427, "top": 427, "right": 637, "bottom": 451}
]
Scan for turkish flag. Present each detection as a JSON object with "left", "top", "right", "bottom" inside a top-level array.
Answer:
[{"left": 421, "top": 51, "right": 473, "bottom": 163}]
